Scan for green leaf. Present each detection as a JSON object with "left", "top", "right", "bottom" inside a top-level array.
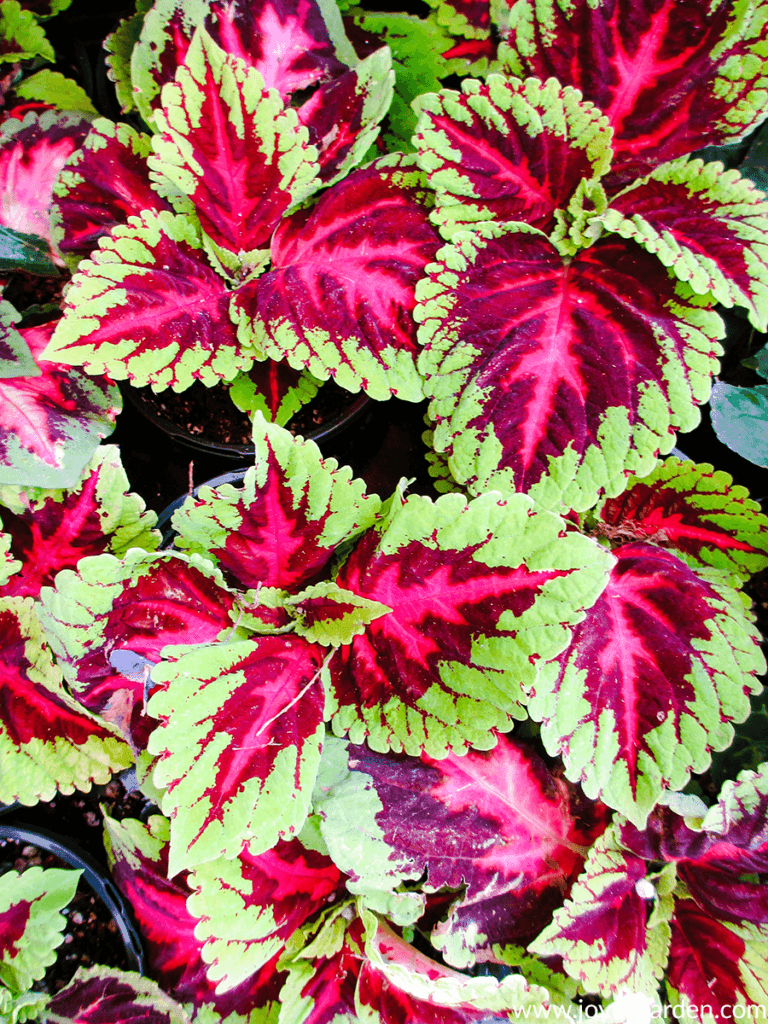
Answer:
[
  {"left": 103, "top": 0, "right": 153, "bottom": 114},
  {"left": 0, "top": 0, "right": 54, "bottom": 62},
  {"left": 0, "top": 301, "right": 38, "bottom": 378},
  {"left": 710, "top": 381, "right": 768, "bottom": 468},
  {"left": 0, "top": 226, "right": 58, "bottom": 276},
  {"left": 15, "top": 71, "right": 97, "bottom": 114}
]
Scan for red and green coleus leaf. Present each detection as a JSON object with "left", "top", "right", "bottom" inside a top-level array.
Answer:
[
  {"left": 187, "top": 830, "right": 345, "bottom": 992},
  {"left": 38, "top": 549, "right": 239, "bottom": 750},
  {"left": 0, "top": 109, "right": 91, "bottom": 253},
  {"left": 228, "top": 362, "right": 322, "bottom": 427},
  {"left": 286, "top": 582, "right": 390, "bottom": 647},
  {"left": 425, "top": 0, "right": 490, "bottom": 40},
  {"left": 593, "top": 456, "right": 768, "bottom": 582},
  {"left": 0, "top": 444, "right": 159, "bottom": 601},
  {"left": 234, "top": 153, "right": 442, "bottom": 402},
  {"left": 326, "top": 486, "right": 613, "bottom": 758},
  {"left": 499, "top": 0, "right": 768, "bottom": 189},
  {"left": 147, "top": 634, "right": 326, "bottom": 875},
  {"left": 171, "top": 415, "right": 381, "bottom": 593},
  {"left": 0, "top": 0, "right": 54, "bottom": 63},
  {"left": 358, "top": 911, "right": 572, "bottom": 1023},
  {"left": 0, "top": 596, "right": 133, "bottom": 805},
  {"left": 530, "top": 543, "right": 765, "bottom": 828},
  {"left": 103, "top": 0, "right": 152, "bottom": 116},
  {"left": 0, "top": 866, "right": 80, "bottom": 995},
  {"left": 51, "top": 119, "right": 173, "bottom": 272},
  {"left": 44, "top": 967, "right": 189, "bottom": 1024},
  {"left": 416, "top": 223, "right": 723, "bottom": 512},
  {"left": 529, "top": 824, "right": 675, "bottom": 1000},
  {"left": 104, "top": 814, "right": 288, "bottom": 1016},
  {"left": 599, "top": 158, "right": 768, "bottom": 332},
  {"left": 131, "top": 0, "right": 348, "bottom": 129},
  {"left": 0, "top": 320, "right": 121, "bottom": 490},
  {"left": 43, "top": 210, "right": 250, "bottom": 392},
  {"left": 413, "top": 75, "right": 612, "bottom": 238},
  {"left": 296, "top": 45, "right": 393, "bottom": 187},
  {"left": 0, "top": 299, "right": 37, "bottom": 377},
  {"left": 149, "top": 28, "right": 322, "bottom": 261},
  {"left": 315, "top": 735, "right": 609, "bottom": 969}
]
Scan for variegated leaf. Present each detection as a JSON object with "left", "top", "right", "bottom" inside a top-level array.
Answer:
[
  {"left": 149, "top": 28, "right": 321, "bottom": 260},
  {"left": 103, "top": 0, "right": 153, "bottom": 115},
  {"left": 0, "top": 596, "right": 132, "bottom": 805},
  {"left": 131, "top": 0, "right": 347, "bottom": 129},
  {"left": 416, "top": 222, "right": 723, "bottom": 512},
  {"left": 187, "top": 833, "right": 344, "bottom": 992},
  {"left": 0, "top": 445, "right": 159, "bottom": 600},
  {"left": 171, "top": 414, "right": 381, "bottom": 592},
  {"left": 529, "top": 824, "right": 673, "bottom": 999},
  {"left": 327, "top": 487, "right": 613, "bottom": 757},
  {"left": 147, "top": 635, "right": 326, "bottom": 875},
  {"left": 0, "top": 0, "right": 54, "bottom": 62},
  {"left": 286, "top": 582, "right": 390, "bottom": 647},
  {"left": 594, "top": 456, "right": 768, "bottom": 581},
  {"left": 0, "top": 866, "right": 80, "bottom": 995},
  {"left": 530, "top": 543, "right": 765, "bottom": 827},
  {"left": 499, "top": 0, "right": 768, "bottom": 188},
  {"left": 51, "top": 118, "right": 172, "bottom": 271},
  {"left": 234, "top": 154, "right": 442, "bottom": 402},
  {"left": 44, "top": 210, "right": 250, "bottom": 392},
  {"left": 228, "top": 362, "right": 322, "bottom": 427},
  {"left": 0, "top": 320, "right": 121, "bottom": 490},
  {"left": 45, "top": 967, "right": 189, "bottom": 1024},
  {"left": 315, "top": 736, "right": 607, "bottom": 969},
  {"left": 414, "top": 75, "right": 612, "bottom": 237},
  {"left": 600, "top": 158, "right": 768, "bottom": 331},
  {"left": 0, "top": 300, "right": 36, "bottom": 378},
  {"left": 427, "top": 0, "right": 490, "bottom": 40}
]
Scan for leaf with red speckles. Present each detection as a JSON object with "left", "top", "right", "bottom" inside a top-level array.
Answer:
[
  {"left": 499, "top": 0, "right": 768, "bottom": 188},
  {"left": 0, "top": 109, "right": 91, "bottom": 255},
  {"left": 147, "top": 634, "right": 326, "bottom": 874},
  {"left": 0, "top": 596, "right": 133, "bottom": 806},
  {"left": 530, "top": 542, "right": 765, "bottom": 827},
  {"left": 171, "top": 415, "right": 381, "bottom": 593},
  {"left": 104, "top": 814, "right": 287, "bottom": 1016},
  {"left": 234, "top": 154, "right": 442, "bottom": 402},
  {"left": 51, "top": 119, "right": 173, "bottom": 271},
  {"left": 594, "top": 456, "right": 768, "bottom": 581},
  {"left": 131, "top": 0, "right": 349, "bottom": 129},
  {"left": 413, "top": 76, "right": 612, "bottom": 237},
  {"left": 38, "top": 549, "right": 239, "bottom": 751},
  {"left": 186, "top": 829, "right": 345, "bottom": 992},
  {"left": 0, "top": 320, "right": 121, "bottom": 490},
  {"left": 0, "top": 445, "right": 158, "bottom": 601},
  {"left": 416, "top": 223, "right": 723, "bottom": 512},
  {"left": 43, "top": 210, "right": 250, "bottom": 393},
  {"left": 326, "top": 486, "right": 612, "bottom": 758},
  {"left": 45, "top": 966, "right": 190, "bottom": 1024},
  {"left": 148, "top": 28, "right": 322, "bottom": 260},
  {"left": 314, "top": 735, "right": 608, "bottom": 969},
  {"left": 0, "top": 866, "right": 80, "bottom": 996}
]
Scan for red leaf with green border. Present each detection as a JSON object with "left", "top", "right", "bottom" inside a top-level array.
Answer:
[
  {"left": 228, "top": 361, "right": 321, "bottom": 427},
  {"left": 0, "top": 109, "right": 91, "bottom": 254},
  {"left": 601, "top": 158, "right": 768, "bottom": 331},
  {"left": 132, "top": 0, "right": 347, "bottom": 128},
  {"left": 0, "top": 866, "right": 80, "bottom": 995},
  {"left": 51, "top": 119, "right": 172, "bottom": 271},
  {"left": 427, "top": 0, "right": 489, "bottom": 40},
  {"left": 45, "top": 967, "right": 189, "bottom": 1024},
  {"left": 326, "top": 486, "right": 613, "bottom": 758},
  {"left": 39, "top": 549, "right": 238, "bottom": 751},
  {"left": 594, "top": 456, "right": 768, "bottom": 581},
  {"left": 0, "top": 445, "right": 158, "bottom": 601},
  {"left": 187, "top": 830, "right": 345, "bottom": 992},
  {"left": 499, "top": 0, "right": 768, "bottom": 188},
  {"left": 315, "top": 735, "right": 608, "bottom": 969},
  {"left": 147, "top": 634, "right": 326, "bottom": 874},
  {"left": 234, "top": 154, "right": 442, "bottom": 402},
  {"left": 0, "top": 320, "right": 121, "bottom": 490},
  {"left": 277, "top": 913, "right": 364, "bottom": 1024},
  {"left": 0, "top": 596, "right": 132, "bottom": 806},
  {"left": 530, "top": 542, "right": 765, "bottom": 827},
  {"left": 413, "top": 76, "right": 612, "bottom": 237},
  {"left": 171, "top": 415, "right": 381, "bottom": 593},
  {"left": 43, "top": 210, "right": 249, "bottom": 392},
  {"left": 0, "top": 299, "right": 37, "bottom": 378},
  {"left": 149, "top": 28, "right": 322, "bottom": 259},
  {"left": 104, "top": 814, "right": 287, "bottom": 1015},
  {"left": 416, "top": 223, "right": 723, "bottom": 512}
]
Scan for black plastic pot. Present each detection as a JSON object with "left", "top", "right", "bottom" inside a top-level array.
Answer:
[
  {"left": 0, "top": 815, "right": 145, "bottom": 974},
  {"left": 123, "top": 382, "right": 371, "bottom": 460}
]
